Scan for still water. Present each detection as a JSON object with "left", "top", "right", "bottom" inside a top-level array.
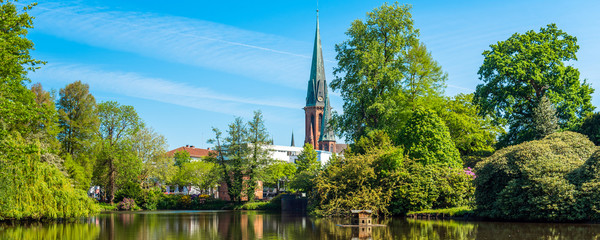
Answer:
[{"left": 1, "top": 211, "right": 600, "bottom": 240}]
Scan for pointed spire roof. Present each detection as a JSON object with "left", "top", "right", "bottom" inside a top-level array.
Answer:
[
  {"left": 319, "top": 92, "right": 336, "bottom": 142},
  {"left": 306, "top": 11, "right": 327, "bottom": 107},
  {"left": 291, "top": 131, "right": 295, "bottom": 147}
]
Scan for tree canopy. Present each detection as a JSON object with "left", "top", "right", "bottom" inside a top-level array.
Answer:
[
  {"left": 331, "top": 3, "right": 447, "bottom": 142},
  {"left": 474, "top": 24, "right": 594, "bottom": 146}
]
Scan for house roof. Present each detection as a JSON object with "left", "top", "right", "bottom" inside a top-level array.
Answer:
[
  {"left": 335, "top": 144, "right": 348, "bottom": 154},
  {"left": 166, "top": 145, "right": 214, "bottom": 159}
]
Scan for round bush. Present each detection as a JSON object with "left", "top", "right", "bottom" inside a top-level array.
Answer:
[{"left": 474, "top": 131, "right": 600, "bottom": 221}]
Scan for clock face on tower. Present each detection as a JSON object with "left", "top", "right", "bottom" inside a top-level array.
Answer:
[{"left": 318, "top": 96, "right": 323, "bottom": 102}]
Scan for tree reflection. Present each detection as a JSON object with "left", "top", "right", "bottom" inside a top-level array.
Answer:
[{"left": 2, "top": 212, "right": 600, "bottom": 239}]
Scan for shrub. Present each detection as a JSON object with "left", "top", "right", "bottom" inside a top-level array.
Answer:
[
  {"left": 398, "top": 108, "right": 462, "bottom": 167},
  {"left": 390, "top": 162, "right": 475, "bottom": 215},
  {"left": 474, "top": 131, "right": 600, "bottom": 221},
  {"left": 578, "top": 112, "right": 600, "bottom": 145},
  {"left": 116, "top": 198, "right": 137, "bottom": 211}
]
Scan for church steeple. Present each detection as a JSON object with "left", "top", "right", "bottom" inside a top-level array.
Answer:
[
  {"left": 291, "top": 131, "right": 295, "bottom": 147},
  {"left": 305, "top": 11, "right": 327, "bottom": 107},
  {"left": 304, "top": 10, "right": 336, "bottom": 152}
]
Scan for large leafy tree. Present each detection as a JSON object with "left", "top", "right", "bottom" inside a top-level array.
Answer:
[
  {"left": 173, "top": 161, "right": 220, "bottom": 195},
  {"left": 331, "top": 3, "right": 447, "bottom": 142},
  {"left": 57, "top": 81, "right": 99, "bottom": 157},
  {"left": 435, "top": 94, "right": 502, "bottom": 158},
  {"left": 0, "top": 1, "right": 45, "bottom": 139},
  {"left": 474, "top": 24, "right": 594, "bottom": 146},
  {"left": 94, "top": 101, "right": 143, "bottom": 203},
  {"left": 245, "top": 110, "right": 271, "bottom": 201},
  {"left": 0, "top": 1, "right": 98, "bottom": 220}
]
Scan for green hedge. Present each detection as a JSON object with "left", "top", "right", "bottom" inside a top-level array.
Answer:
[{"left": 475, "top": 131, "right": 600, "bottom": 221}]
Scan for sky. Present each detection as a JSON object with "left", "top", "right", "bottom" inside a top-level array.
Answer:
[{"left": 22, "top": 0, "right": 600, "bottom": 149}]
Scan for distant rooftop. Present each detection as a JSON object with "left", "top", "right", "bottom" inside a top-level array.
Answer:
[{"left": 166, "top": 145, "right": 214, "bottom": 159}]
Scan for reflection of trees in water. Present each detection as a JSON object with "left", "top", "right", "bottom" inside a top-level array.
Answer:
[
  {"left": 0, "top": 221, "right": 100, "bottom": 240},
  {"left": 4, "top": 212, "right": 600, "bottom": 239}
]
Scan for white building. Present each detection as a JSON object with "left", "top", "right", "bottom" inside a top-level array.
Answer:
[{"left": 267, "top": 145, "right": 333, "bottom": 166}]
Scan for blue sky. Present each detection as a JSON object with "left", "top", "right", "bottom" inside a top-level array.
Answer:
[{"left": 24, "top": 0, "right": 600, "bottom": 149}]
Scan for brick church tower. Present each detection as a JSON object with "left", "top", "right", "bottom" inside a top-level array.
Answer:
[{"left": 304, "top": 11, "right": 336, "bottom": 153}]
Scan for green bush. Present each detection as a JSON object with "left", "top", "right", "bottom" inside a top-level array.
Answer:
[
  {"left": 474, "top": 131, "right": 600, "bottom": 221},
  {"left": 578, "top": 112, "right": 600, "bottom": 145},
  {"left": 391, "top": 161, "right": 474, "bottom": 215},
  {"left": 114, "top": 181, "right": 144, "bottom": 204},
  {"left": 398, "top": 108, "right": 462, "bottom": 167}
]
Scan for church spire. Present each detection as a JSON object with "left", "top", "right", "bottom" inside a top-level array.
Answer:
[
  {"left": 305, "top": 11, "right": 327, "bottom": 107},
  {"left": 291, "top": 131, "right": 295, "bottom": 147}
]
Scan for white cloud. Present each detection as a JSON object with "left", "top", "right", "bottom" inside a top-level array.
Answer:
[
  {"left": 30, "top": 63, "right": 300, "bottom": 115},
  {"left": 29, "top": 1, "right": 312, "bottom": 89}
]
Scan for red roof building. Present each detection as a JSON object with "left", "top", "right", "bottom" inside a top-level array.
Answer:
[{"left": 166, "top": 145, "right": 214, "bottom": 160}]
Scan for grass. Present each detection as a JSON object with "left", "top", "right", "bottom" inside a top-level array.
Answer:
[
  {"left": 98, "top": 202, "right": 117, "bottom": 211},
  {"left": 407, "top": 206, "right": 473, "bottom": 217}
]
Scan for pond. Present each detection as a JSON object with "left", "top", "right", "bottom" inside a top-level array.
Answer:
[{"left": 1, "top": 211, "right": 600, "bottom": 239}]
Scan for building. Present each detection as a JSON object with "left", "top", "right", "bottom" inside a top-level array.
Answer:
[
  {"left": 267, "top": 145, "right": 332, "bottom": 166},
  {"left": 166, "top": 145, "right": 213, "bottom": 161},
  {"left": 304, "top": 11, "right": 339, "bottom": 153}
]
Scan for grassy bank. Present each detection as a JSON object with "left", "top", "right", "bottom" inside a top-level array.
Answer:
[{"left": 406, "top": 206, "right": 473, "bottom": 219}]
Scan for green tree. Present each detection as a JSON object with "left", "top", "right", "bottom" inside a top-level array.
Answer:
[
  {"left": 435, "top": 94, "right": 502, "bottom": 166},
  {"left": 0, "top": 1, "right": 97, "bottom": 219},
  {"left": 132, "top": 127, "right": 176, "bottom": 187},
  {"left": 532, "top": 95, "right": 559, "bottom": 139},
  {"left": 331, "top": 3, "right": 447, "bottom": 142},
  {"left": 173, "top": 161, "right": 220, "bottom": 195},
  {"left": 263, "top": 161, "right": 296, "bottom": 192},
  {"left": 94, "top": 101, "right": 143, "bottom": 203},
  {"left": 173, "top": 150, "right": 192, "bottom": 167},
  {"left": 474, "top": 24, "right": 594, "bottom": 146},
  {"left": 245, "top": 111, "right": 271, "bottom": 201},
  {"left": 290, "top": 143, "right": 320, "bottom": 192},
  {"left": 578, "top": 113, "right": 600, "bottom": 145},
  {"left": 0, "top": 1, "right": 46, "bottom": 139},
  {"left": 398, "top": 108, "right": 461, "bottom": 167},
  {"left": 57, "top": 81, "right": 98, "bottom": 157}
]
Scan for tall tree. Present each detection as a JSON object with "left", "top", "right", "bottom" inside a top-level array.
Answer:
[
  {"left": 0, "top": 1, "right": 46, "bottom": 139},
  {"left": 57, "top": 81, "right": 98, "bottom": 157},
  {"left": 132, "top": 127, "right": 176, "bottom": 188},
  {"left": 245, "top": 110, "right": 271, "bottom": 201},
  {"left": 474, "top": 24, "right": 594, "bottom": 146},
  {"left": 331, "top": 3, "right": 447, "bottom": 142},
  {"left": 94, "top": 101, "right": 143, "bottom": 203}
]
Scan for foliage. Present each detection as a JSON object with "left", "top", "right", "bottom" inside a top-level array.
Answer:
[
  {"left": 290, "top": 143, "right": 320, "bottom": 192},
  {"left": 0, "top": 0, "right": 46, "bottom": 139},
  {"left": 474, "top": 131, "right": 600, "bottom": 221},
  {"left": 262, "top": 160, "right": 296, "bottom": 189},
  {"left": 0, "top": 135, "right": 99, "bottom": 220},
  {"left": 435, "top": 94, "right": 501, "bottom": 160},
  {"left": 347, "top": 130, "right": 393, "bottom": 156},
  {"left": 532, "top": 95, "right": 559, "bottom": 139},
  {"left": 474, "top": 24, "right": 594, "bottom": 147},
  {"left": 57, "top": 81, "right": 98, "bottom": 157},
  {"left": 577, "top": 112, "right": 600, "bottom": 145},
  {"left": 116, "top": 198, "right": 137, "bottom": 211},
  {"left": 94, "top": 101, "right": 143, "bottom": 203},
  {"left": 173, "top": 160, "right": 220, "bottom": 192},
  {"left": 407, "top": 206, "right": 473, "bottom": 217},
  {"left": 208, "top": 111, "right": 271, "bottom": 202},
  {"left": 390, "top": 160, "right": 474, "bottom": 215},
  {"left": 398, "top": 108, "right": 462, "bottom": 167},
  {"left": 0, "top": 0, "right": 98, "bottom": 221},
  {"left": 173, "top": 150, "right": 191, "bottom": 167},
  {"left": 331, "top": 3, "right": 447, "bottom": 142}
]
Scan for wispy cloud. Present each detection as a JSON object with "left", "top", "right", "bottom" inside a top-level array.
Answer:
[
  {"left": 30, "top": 63, "right": 300, "bottom": 115},
  {"left": 29, "top": 1, "right": 313, "bottom": 89}
]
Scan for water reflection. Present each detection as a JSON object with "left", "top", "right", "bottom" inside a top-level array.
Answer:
[{"left": 2, "top": 211, "right": 600, "bottom": 239}]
